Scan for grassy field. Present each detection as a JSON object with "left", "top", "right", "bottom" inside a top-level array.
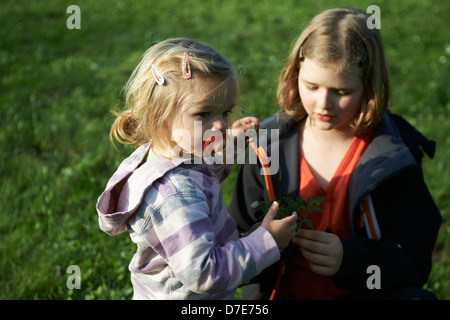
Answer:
[{"left": 1, "top": 0, "right": 448, "bottom": 300}]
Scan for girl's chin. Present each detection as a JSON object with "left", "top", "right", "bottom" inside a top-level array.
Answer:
[
  {"left": 311, "top": 118, "right": 335, "bottom": 130},
  {"left": 309, "top": 117, "right": 349, "bottom": 132}
]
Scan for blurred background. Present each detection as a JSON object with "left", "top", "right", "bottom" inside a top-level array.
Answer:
[{"left": 1, "top": 0, "right": 448, "bottom": 299}]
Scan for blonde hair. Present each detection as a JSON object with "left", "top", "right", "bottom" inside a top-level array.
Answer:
[
  {"left": 277, "top": 8, "right": 390, "bottom": 132},
  {"left": 110, "top": 37, "right": 236, "bottom": 155}
]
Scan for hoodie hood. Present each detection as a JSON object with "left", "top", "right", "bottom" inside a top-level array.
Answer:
[{"left": 96, "top": 143, "right": 181, "bottom": 236}]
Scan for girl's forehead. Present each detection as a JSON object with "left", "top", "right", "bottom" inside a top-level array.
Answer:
[
  {"left": 299, "top": 58, "right": 362, "bottom": 87},
  {"left": 185, "top": 76, "right": 238, "bottom": 108}
]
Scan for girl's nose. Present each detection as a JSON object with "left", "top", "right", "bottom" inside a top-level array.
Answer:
[
  {"left": 212, "top": 118, "right": 226, "bottom": 131},
  {"left": 317, "top": 90, "right": 332, "bottom": 110}
]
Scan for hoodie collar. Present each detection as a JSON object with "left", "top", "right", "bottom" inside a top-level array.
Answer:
[{"left": 96, "top": 143, "right": 180, "bottom": 235}]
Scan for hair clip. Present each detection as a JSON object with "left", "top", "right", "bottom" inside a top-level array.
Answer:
[
  {"left": 182, "top": 51, "right": 192, "bottom": 79},
  {"left": 299, "top": 46, "right": 305, "bottom": 62},
  {"left": 151, "top": 64, "right": 165, "bottom": 85}
]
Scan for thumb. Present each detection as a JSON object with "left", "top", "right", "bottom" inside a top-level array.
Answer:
[
  {"left": 262, "top": 201, "right": 279, "bottom": 223},
  {"left": 285, "top": 211, "right": 298, "bottom": 223}
]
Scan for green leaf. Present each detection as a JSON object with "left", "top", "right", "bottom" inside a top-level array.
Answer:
[
  {"left": 295, "top": 194, "right": 303, "bottom": 205},
  {"left": 283, "top": 196, "right": 298, "bottom": 209},
  {"left": 303, "top": 219, "right": 314, "bottom": 230},
  {"left": 310, "top": 206, "right": 323, "bottom": 213},
  {"left": 253, "top": 195, "right": 326, "bottom": 229}
]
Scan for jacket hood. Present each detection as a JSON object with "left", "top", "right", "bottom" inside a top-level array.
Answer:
[{"left": 96, "top": 143, "right": 179, "bottom": 236}]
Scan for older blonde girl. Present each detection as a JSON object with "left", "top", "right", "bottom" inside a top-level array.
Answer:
[{"left": 230, "top": 8, "right": 441, "bottom": 300}]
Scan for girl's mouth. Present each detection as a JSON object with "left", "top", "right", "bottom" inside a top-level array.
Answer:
[
  {"left": 203, "top": 133, "right": 226, "bottom": 153},
  {"left": 316, "top": 113, "right": 333, "bottom": 122}
]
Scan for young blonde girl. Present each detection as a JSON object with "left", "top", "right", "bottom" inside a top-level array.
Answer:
[
  {"left": 229, "top": 8, "right": 441, "bottom": 300},
  {"left": 96, "top": 38, "right": 297, "bottom": 300}
]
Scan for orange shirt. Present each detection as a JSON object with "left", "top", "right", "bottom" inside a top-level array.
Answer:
[{"left": 277, "top": 131, "right": 373, "bottom": 300}]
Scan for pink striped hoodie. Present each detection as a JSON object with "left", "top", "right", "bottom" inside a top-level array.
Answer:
[{"left": 96, "top": 143, "right": 280, "bottom": 299}]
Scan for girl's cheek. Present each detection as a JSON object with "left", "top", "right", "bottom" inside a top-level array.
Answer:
[
  {"left": 342, "top": 94, "right": 363, "bottom": 112},
  {"left": 299, "top": 92, "right": 315, "bottom": 112}
]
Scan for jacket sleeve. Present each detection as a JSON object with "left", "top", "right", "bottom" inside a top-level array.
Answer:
[
  {"left": 138, "top": 188, "right": 280, "bottom": 295},
  {"left": 333, "top": 165, "right": 442, "bottom": 292}
]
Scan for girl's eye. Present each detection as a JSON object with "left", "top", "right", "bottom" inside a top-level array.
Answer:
[
  {"left": 307, "top": 85, "right": 318, "bottom": 91},
  {"left": 337, "top": 90, "right": 350, "bottom": 96},
  {"left": 198, "top": 112, "right": 210, "bottom": 118},
  {"left": 223, "top": 110, "right": 233, "bottom": 117}
]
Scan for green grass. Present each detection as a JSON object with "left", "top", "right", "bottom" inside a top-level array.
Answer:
[{"left": 1, "top": 0, "right": 448, "bottom": 299}]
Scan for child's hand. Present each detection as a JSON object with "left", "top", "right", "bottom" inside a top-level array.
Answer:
[
  {"left": 230, "top": 116, "right": 260, "bottom": 133},
  {"left": 261, "top": 201, "right": 297, "bottom": 250},
  {"left": 228, "top": 117, "right": 259, "bottom": 143},
  {"left": 225, "top": 117, "right": 259, "bottom": 163},
  {"left": 293, "top": 229, "right": 343, "bottom": 276}
]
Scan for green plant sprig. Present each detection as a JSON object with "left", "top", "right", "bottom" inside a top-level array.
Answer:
[{"left": 253, "top": 195, "right": 326, "bottom": 231}]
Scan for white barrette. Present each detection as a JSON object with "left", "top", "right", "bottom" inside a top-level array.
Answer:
[{"left": 151, "top": 64, "right": 165, "bottom": 85}]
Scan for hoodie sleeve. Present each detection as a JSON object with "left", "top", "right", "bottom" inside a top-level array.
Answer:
[{"left": 131, "top": 177, "right": 280, "bottom": 295}]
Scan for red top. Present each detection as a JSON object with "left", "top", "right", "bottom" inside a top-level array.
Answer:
[{"left": 277, "top": 131, "right": 373, "bottom": 300}]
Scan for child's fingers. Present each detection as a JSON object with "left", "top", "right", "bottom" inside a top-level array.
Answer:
[
  {"left": 300, "top": 247, "right": 336, "bottom": 276},
  {"left": 280, "top": 212, "right": 298, "bottom": 227},
  {"left": 300, "top": 247, "right": 325, "bottom": 264},
  {"left": 262, "top": 201, "right": 279, "bottom": 223},
  {"left": 285, "top": 211, "right": 298, "bottom": 223},
  {"left": 240, "top": 116, "right": 260, "bottom": 126},
  {"left": 296, "top": 231, "right": 344, "bottom": 276},
  {"left": 296, "top": 237, "right": 328, "bottom": 254},
  {"left": 232, "top": 117, "right": 260, "bottom": 130},
  {"left": 296, "top": 229, "right": 332, "bottom": 244},
  {"left": 278, "top": 212, "right": 298, "bottom": 237},
  {"left": 308, "top": 262, "right": 332, "bottom": 276}
]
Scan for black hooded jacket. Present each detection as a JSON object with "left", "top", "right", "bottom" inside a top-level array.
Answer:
[{"left": 228, "top": 111, "right": 441, "bottom": 298}]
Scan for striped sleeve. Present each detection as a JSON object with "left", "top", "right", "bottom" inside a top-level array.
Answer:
[{"left": 136, "top": 175, "right": 280, "bottom": 295}]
